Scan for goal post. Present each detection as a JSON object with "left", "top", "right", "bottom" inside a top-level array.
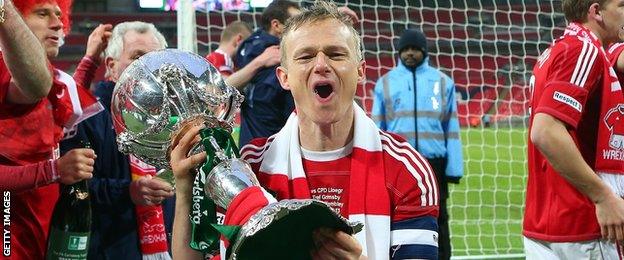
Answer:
[{"left": 179, "top": 0, "right": 565, "bottom": 258}]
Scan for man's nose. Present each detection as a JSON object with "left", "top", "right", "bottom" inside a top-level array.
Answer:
[
  {"left": 314, "top": 53, "right": 330, "bottom": 74},
  {"left": 50, "top": 15, "right": 63, "bottom": 31}
]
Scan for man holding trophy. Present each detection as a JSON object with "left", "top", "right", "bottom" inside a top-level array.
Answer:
[{"left": 165, "top": 1, "right": 440, "bottom": 259}]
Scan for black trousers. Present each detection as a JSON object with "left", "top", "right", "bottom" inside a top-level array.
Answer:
[{"left": 427, "top": 157, "right": 450, "bottom": 260}]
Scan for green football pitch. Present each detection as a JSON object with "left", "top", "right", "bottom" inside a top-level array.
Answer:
[{"left": 449, "top": 127, "right": 528, "bottom": 258}]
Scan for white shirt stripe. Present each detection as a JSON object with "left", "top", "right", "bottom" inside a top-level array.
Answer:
[
  {"left": 574, "top": 43, "right": 596, "bottom": 86},
  {"left": 380, "top": 136, "right": 432, "bottom": 206},
  {"left": 380, "top": 132, "right": 439, "bottom": 206},
  {"left": 240, "top": 137, "right": 275, "bottom": 161},
  {"left": 570, "top": 40, "right": 589, "bottom": 85},
  {"left": 391, "top": 229, "right": 439, "bottom": 248},
  {"left": 578, "top": 47, "right": 598, "bottom": 88}
]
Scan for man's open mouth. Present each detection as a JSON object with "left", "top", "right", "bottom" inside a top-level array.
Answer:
[{"left": 314, "top": 84, "right": 334, "bottom": 99}]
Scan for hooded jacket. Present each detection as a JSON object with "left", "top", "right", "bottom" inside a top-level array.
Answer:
[{"left": 371, "top": 57, "right": 464, "bottom": 181}]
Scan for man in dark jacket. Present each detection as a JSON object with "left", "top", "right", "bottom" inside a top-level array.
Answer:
[{"left": 235, "top": 0, "right": 300, "bottom": 146}]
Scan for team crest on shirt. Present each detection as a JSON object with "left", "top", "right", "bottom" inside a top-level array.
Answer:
[{"left": 603, "top": 104, "right": 624, "bottom": 161}]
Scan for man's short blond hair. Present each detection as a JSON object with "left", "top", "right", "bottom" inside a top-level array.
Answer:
[
  {"left": 221, "top": 21, "right": 252, "bottom": 43},
  {"left": 279, "top": 1, "right": 363, "bottom": 66}
]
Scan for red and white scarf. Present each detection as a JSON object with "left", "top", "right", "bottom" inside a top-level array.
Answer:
[
  {"left": 129, "top": 155, "right": 172, "bottom": 260},
  {"left": 240, "top": 103, "right": 392, "bottom": 259}
]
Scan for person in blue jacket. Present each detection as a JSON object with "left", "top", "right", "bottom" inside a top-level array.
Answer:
[
  {"left": 235, "top": 0, "right": 300, "bottom": 146},
  {"left": 371, "top": 28, "right": 464, "bottom": 260}
]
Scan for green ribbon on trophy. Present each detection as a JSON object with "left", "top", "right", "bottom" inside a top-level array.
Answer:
[{"left": 188, "top": 127, "right": 240, "bottom": 254}]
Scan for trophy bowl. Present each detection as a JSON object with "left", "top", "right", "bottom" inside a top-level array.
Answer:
[{"left": 110, "top": 49, "right": 243, "bottom": 170}]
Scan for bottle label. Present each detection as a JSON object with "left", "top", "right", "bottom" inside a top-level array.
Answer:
[{"left": 47, "top": 227, "right": 89, "bottom": 260}]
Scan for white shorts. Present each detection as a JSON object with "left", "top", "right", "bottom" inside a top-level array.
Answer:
[{"left": 524, "top": 236, "right": 620, "bottom": 260}]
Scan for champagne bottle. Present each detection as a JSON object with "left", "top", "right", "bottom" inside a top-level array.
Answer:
[{"left": 46, "top": 142, "right": 92, "bottom": 260}]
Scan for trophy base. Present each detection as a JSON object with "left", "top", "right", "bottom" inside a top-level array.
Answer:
[{"left": 229, "top": 199, "right": 363, "bottom": 260}]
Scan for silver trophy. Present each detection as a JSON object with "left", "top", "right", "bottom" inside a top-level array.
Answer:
[
  {"left": 111, "top": 49, "right": 242, "bottom": 171},
  {"left": 111, "top": 49, "right": 362, "bottom": 259}
]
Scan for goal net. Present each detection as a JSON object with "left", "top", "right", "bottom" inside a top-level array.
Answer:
[{"left": 184, "top": 0, "right": 565, "bottom": 258}]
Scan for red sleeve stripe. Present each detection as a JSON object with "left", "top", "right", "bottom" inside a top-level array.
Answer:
[
  {"left": 570, "top": 40, "right": 598, "bottom": 87},
  {"left": 380, "top": 134, "right": 438, "bottom": 207}
]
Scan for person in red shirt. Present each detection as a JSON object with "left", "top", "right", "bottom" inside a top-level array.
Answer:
[
  {"left": 170, "top": 2, "right": 439, "bottom": 259},
  {"left": 524, "top": 0, "right": 624, "bottom": 258},
  {"left": 206, "top": 21, "right": 282, "bottom": 92},
  {"left": 205, "top": 21, "right": 251, "bottom": 77},
  {"left": 0, "top": 0, "right": 95, "bottom": 259}
]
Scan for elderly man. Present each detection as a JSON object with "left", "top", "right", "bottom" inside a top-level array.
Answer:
[{"left": 63, "top": 21, "right": 175, "bottom": 259}]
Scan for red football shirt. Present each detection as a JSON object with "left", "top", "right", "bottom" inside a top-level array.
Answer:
[
  {"left": 524, "top": 23, "right": 610, "bottom": 242},
  {"left": 302, "top": 144, "right": 352, "bottom": 217},
  {"left": 206, "top": 50, "right": 234, "bottom": 77},
  {"left": 242, "top": 132, "right": 439, "bottom": 222},
  {"left": 0, "top": 54, "right": 68, "bottom": 259}
]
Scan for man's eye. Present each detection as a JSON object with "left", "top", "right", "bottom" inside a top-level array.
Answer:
[{"left": 297, "top": 55, "right": 313, "bottom": 60}]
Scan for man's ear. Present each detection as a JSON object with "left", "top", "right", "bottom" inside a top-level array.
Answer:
[
  {"left": 589, "top": 3, "right": 603, "bottom": 23},
  {"left": 234, "top": 34, "right": 244, "bottom": 48},
  {"left": 357, "top": 60, "right": 366, "bottom": 84},
  {"left": 105, "top": 57, "right": 117, "bottom": 81},
  {"left": 276, "top": 65, "right": 290, "bottom": 90},
  {"left": 270, "top": 19, "right": 282, "bottom": 33}
]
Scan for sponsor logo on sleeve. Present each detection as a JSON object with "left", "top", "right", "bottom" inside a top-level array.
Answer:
[{"left": 553, "top": 91, "right": 582, "bottom": 112}]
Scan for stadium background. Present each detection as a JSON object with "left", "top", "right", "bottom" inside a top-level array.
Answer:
[{"left": 55, "top": 0, "right": 565, "bottom": 258}]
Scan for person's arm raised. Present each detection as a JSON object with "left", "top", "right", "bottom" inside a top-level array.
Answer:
[
  {"left": 0, "top": 0, "right": 53, "bottom": 104},
  {"left": 170, "top": 125, "right": 206, "bottom": 260},
  {"left": 225, "top": 45, "right": 280, "bottom": 91}
]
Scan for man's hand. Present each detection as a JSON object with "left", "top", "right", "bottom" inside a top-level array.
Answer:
[
  {"left": 129, "top": 175, "right": 174, "bottom": 206},
  {"left": 595, "top": 193, "right": 624, "bottom": 242},
  {"left": 311, "top": 228, "right": 364, "bottom": 260},
  {"left": 85, "top": 24, "right": 113, "bottom": 64},
  {"left": 337, "top": 6, "right": 359, "bottom": 24},
  {"left": 57, "top": 148, "right": 96, "bottom": 184},
  {"left": 169, "top": 124, "right": 206, "bottom": 187},
  {"left": 254, "top": 45, "right": 281, "bottom": 68}
]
